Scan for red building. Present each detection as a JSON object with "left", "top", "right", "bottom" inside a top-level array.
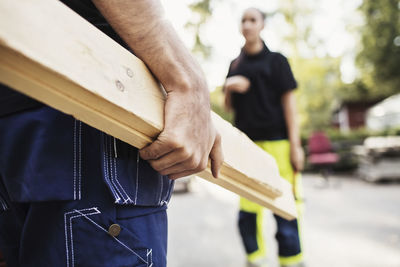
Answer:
[{"left": 332, "top": 100, "right": 380, "bottom": 131}]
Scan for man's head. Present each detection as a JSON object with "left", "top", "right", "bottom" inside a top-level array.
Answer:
[{"left": 240, "top": 8, "right": 265, "bottom": 43}]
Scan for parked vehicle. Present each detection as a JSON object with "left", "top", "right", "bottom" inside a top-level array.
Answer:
[
  {"left": 354, "top": 136, "right": 400, "bottom": 182},
  {"left": 366, "top": 94, "right": 400, "bottom": 131}
]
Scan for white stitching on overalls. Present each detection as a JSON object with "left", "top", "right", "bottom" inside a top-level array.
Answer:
[
  {"left": 104, "top": 136, "right": 120, "bottom": 202},
  {"left": 65, "top": 207, "right": 100, "bottom": 267},
  {"left": 65, "top": 207, "right": 101, "bottom": 266},
  {"left": 114, "top": 155, "right": 133, "bottom": 204},
  {"left": 0, "top": 193, "right": 8, "bottom": 210},
  {"left": 109, "top": 136, "right": 133, "bottom": 204},
  {"left": 0, "top": 195, "right": 7, "bottom": 210},
  {"left": 73, "top": 209, "right": 149, "bottom": 265},
  {"left": 106, "top": 136, "right": 127, "bottom": 203},
  {"left": 78, "top": 121, "right": 82, "bottom": 200},
  {"left": 73, "top": 120, "right": 77, "bottom": 200},
  {"left": 106, "top": 136, "right": 123, "bottom": 202},
  {"left": 150, "top": 249, "right": 153, "bottom": 267},
  {"left": 69, "top": 212, "right": 100, "bottom": 266},
  {"left": 147, "top": 249, "right": 153, "bottom": 267},
  {"left": 134, "top": 150, "right": 140, "bottom": 205},
  {"left": 102, "top": 134, "right": 121, "bottom": 203},
  {"left": 162, "top": 179, "right": 174, "bottom": 205}
]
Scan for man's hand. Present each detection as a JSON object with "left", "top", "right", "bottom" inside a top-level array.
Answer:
[
  {"left": 290, "top": 144, "right": 304, "bottom": 172},
  {"left": 140, "top": 88, "right": 223, "bottom": 180},
  {"left": 281, "top": 90, "right": 303, "bottom": 172},
  {"left": 224, "top": 75, "right": 250, "bottom": 93},
  {"left": 92, "top": 0, "right": 223, "bottom": 179}
]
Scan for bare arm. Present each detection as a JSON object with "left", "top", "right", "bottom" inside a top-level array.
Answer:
[
  {"left": 223, "top": 88, "right": 232, "bottom": 111},
  {"left": 281, "top": 90, "right": 304, "bottom": 172},
  {"left": 92, "top": 0, "right": 223, "bottom": 179}
]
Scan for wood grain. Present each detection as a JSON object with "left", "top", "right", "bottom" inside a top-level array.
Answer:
[{"left": 0, "top": 0, "right": 296, "bottom": 219}]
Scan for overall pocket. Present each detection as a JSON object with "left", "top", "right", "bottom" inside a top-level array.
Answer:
[{"left": 64, "top": 207, "right": 152, "bottom": 267}]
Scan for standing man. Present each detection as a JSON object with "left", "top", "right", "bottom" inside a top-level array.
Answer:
[
  {"left": 0, "top": 0, "right": 223, "bottom": 266},
  {"left": 224, "top": 8, "right": 305, "bottom": 267}
]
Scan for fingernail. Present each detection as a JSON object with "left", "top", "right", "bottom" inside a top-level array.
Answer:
[{"left": 212, "top": 169, "right": 219, "bottom": 179}]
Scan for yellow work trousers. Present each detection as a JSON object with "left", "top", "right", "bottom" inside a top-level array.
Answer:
[{"left": 239, "top": 140, "right": 304, "bottom": 266}]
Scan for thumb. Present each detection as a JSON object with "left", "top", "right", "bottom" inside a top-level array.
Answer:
[
  {"left": 209, "top": 133, "right": 223, "bottom": 178},
  {"left": 139, "top": 133, "right": 174, "bottom": 160}
]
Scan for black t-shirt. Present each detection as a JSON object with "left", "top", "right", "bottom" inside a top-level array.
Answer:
[
  {"left": 227, "top": 42, "right": 297, "bottom": 141},
  {"left": 0, "top": 0, "right": 128, "bottom": 117}
]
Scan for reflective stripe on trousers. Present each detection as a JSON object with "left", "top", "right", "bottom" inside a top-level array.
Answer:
[{"left": 238, "top": 140, "right": 304, "bottom": 266}]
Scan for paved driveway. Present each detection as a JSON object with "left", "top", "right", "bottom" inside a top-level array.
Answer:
[{"left": 167, "top": 174, "right": 400, "bottom": 267}]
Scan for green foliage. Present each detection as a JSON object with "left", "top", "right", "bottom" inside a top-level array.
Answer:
[
  {"left": 185, "top": 0, "right": 213, "bottom": 58},
  {"left": 187, "top": 0, "right": 400, "bottom": 135},
  {"left": 301, "top": 126, "right": 400, "bottom": 145},
  {"left": 355, "top": 0, "right": 400, "bottom": 99},
  {"left": 274, "top": 1, "right": 345, "bottom": 133},
  {"left": 277, "top": 0, "right": 313, "bottom": 56},
  {"left": 323, "top": 127, "right": 377, "bottom": 142},
  {"left": 292, "top": 57, "right": 343, "bottom": 133},
  {"left": 210, "top": 86, "right": 233, "bottom": 123}
]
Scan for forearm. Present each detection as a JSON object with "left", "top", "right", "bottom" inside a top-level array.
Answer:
[
  {"left": 92, "top": 0, "right": 207, "bottom": 95},
  {"left": 223, "top": 86, "right": 232, "bottom": 111},
  {"left": 282, "top": 91, "right": 300, "bottom": 147},
  {"left": 92, "top": 0, "right": 223, "bottom": 179}
]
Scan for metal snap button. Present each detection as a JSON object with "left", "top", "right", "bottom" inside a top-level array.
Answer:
[{"left": 108, "top": 223, "right": 121, "bottom": 237}]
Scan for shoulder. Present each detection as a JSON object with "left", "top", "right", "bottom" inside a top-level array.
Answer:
[
  {"left": 269, "top": 52, "right": 288, "bottom": 63},
  {"left": 231, "top": 55, "right": 241, "bottom": 64},
  {"left": 268, "top": 52, "right": 293, "bottom": 72},
  {"left": 229, "top": 55, "right": 242, "bottom": 72}
]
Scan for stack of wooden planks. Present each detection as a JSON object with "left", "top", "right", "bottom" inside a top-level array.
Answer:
[{"left": 0, "top": 0, "right": 296, "bottom": 219}]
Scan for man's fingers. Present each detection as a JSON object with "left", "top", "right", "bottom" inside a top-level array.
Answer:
[
  {"left": 148, "top": 148, "right": 191, "bottom": 172},
  {"left": 209, "top": 133, "right": 223, "bottom": 178},
  {"left": 139, "top": 134, "right": 176, "bottom": 160},
  {"left": 297, "top": 161, "right": 304, "bottom": 172},
  {"left": 292, "top": 160, "right": 300, "bottom": 172},
  {"left": 158, "top": 155, "right": 207, "bottom": 177}
]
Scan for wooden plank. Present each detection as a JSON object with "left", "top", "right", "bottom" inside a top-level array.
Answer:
[
  {"left": 0, "top": 0, "right": 297, "bottom": 219},
  {"left": 199, "top": 170, "right": 296, "bottom": 219},
  {"left": 0, "top": 48, "right": 296, "bottom": 219}
]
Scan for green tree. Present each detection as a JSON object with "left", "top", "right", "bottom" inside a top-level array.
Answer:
[
  {"left": 293, "top": 57, "right": 342, "bottom": 134},
  {"left": 276, "top": 1, "right": 344, "bottom": 133},
  {"left": 355, "top": 0, "right": 400, "bottom": 99},
  {"left": 184, "top": 0, "right": 346, "bottom": 134},
  {"left": 185, "top": 0, "right": 213, "bottom": 58},
  {"left": 210, "top": 86, "right": 233, "bottom": 123}
]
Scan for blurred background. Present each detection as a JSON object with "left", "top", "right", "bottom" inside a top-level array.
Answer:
[
  {"left": 159, "top": 0, "right": 400, "bottom": 266},
  {"left": 0, "top": 1, "right": 398, "bottom": 266}
]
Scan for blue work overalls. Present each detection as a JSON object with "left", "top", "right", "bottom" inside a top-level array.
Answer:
[{"left": 0, "top": 105, "right": 174, "bottom": 266}]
